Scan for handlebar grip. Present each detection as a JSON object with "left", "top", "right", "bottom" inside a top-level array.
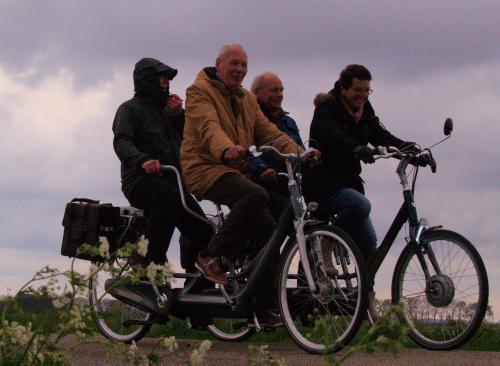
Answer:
[
  {"left": 371, "top": 146, "right": 383, "bottom": 156},
  {"left": 429, "top": 157, "right": 437, "bottom": 173}
]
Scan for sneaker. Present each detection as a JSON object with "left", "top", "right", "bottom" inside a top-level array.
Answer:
[
  {"left": 195, "top": 253, "right": 228, "bottom": 285},
  {"left": 255, "top": 309, "right": 283, "bottom": 328},
  {"left": 320, "top": 239, "right": 338, "bottom": 277}
]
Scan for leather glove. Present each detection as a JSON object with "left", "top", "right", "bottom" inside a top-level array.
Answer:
[
  {"left": 353, "top": 146, "right": 375, "bottom": 164},
  {"left": 301, "top": 148, "right": 321, "bottom": 168},
  {"left": 412, "top": 153, "right": 437, "bottom": 173}
]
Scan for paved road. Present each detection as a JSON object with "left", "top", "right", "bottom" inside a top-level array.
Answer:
[{"left": 67, "top": 338, "right": 500, "bottom": 366}]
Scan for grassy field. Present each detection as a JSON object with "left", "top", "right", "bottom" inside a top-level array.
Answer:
[
  {"left": 143, "top": 317, "right": 500, "bottom": 352},
  {"left": 3, "top": 295, "right": 499, "bottom": 352}
]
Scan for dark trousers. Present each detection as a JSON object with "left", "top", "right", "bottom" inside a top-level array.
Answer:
[
  {"left": 204, "top": 173, "right": 278, "bottom": 309},
  {"left": 128, "top": 175, "right": 213, "bottom": 267}
]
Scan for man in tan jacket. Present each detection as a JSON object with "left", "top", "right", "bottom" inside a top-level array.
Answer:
[{"left": 181, "top": 44, "right": 310, "bottom": 327}]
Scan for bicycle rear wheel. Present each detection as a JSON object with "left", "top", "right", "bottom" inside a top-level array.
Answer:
[
  {"left": 392, "top": 229, "right": 489, "bottom": 350},
  {"left": 89, "top": 259, "right": 152, "bottom": 343},
  {"left": 278, "top": 225, "right": 368, "bottom": 354}
]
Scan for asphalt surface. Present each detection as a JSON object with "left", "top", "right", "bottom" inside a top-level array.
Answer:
[{"left": 66, "top": 337, "right": 500, "bottom": 366}]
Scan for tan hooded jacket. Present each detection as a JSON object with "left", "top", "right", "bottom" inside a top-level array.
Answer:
[{"left": 181, "top": 68, "right": 303, "bottom": 198}]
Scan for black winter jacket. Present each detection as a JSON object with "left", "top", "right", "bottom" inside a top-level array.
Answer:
[
  {"left": 112, "top": 58, "right": 184, "bottom": 199},
  {"left": 304, "top": 82, "right": 407, "bottom": 204}
]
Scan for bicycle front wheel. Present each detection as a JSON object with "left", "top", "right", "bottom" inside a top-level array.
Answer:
[
  {"left": 278, "top": 225, "right": 368, "bottom": 354},
  {"left": 89, "top": 259, "right": 152, "bottom": 343},
  {"left": 392, "top": 229, "right": 489, "bottom": 350}
]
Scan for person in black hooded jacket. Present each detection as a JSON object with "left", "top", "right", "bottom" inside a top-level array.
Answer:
[
  {"left": 112, "top": 58, "right": 213, "bottom": 269},
  {"left": 304, "top": 64, "right": 417, "bottom": 266}
]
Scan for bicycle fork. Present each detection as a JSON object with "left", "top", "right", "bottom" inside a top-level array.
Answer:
[{"left": 295, "top": 215, "right": 318, "bottom": 293}]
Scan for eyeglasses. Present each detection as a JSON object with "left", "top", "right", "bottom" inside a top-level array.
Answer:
[{"left": 351, "top": 88, "right": 373, "bottom": 95}]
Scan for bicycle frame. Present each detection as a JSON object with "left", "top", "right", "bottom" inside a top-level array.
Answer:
[
  {"left": 367, "top": 150, "right": 441, "bottom": 285},
  {"left": 150, "top": 148, "right": 320, "bottom": 313}
]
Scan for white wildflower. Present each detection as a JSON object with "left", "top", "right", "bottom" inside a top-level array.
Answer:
[
  {"left": 137, "top": 236, "right": 149, "bottom": 257},
  {"left": 158, "top": 262, "right": 174, "bottom": 284},
  {"left": 161, "top": 336, "right": 178, "bottom": 352},
  {"left": 190, "top": 349, "right": 203, "bottom": 366},
  {"left": 127, "top": 340, "right": 138, "bottom": 359},
  {"left": 199, "top": 340, "right": 211, "bottom": 355},
  {"left": 146, "top": 262, "right": 159, "bottom": 282},
  {"left": 7, "top": 321, "right": 32, "bottom": 345},
  {"left": 189, "top": 340, "right": 211, "bottom": 365},
  {"left": 66, "top": 305, "right": 88, "bottom": 335},
  {"left": 98, "top": 237, "right": 110, "bottom": 259},
  {"left": 52, "top": 298, "right": 65, "bottom": 309}
]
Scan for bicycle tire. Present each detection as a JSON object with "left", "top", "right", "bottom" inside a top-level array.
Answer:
[
  {"left": 89, "top": 259, "right": 152, "bottom": 343},
  {"left": 206, "top": 319, "right": 256, "bottom": 341},
  {"left": 278, "top": 225, "right": 368, "bottom": 354},
  {"left": 392, "top": 229, "right": 489, "bottom": 350}
]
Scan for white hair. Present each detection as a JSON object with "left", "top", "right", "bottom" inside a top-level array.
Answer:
[
  {"left": 217, "top": 44, "right": 246, "bottom": 61},
  {"left": 250, "top": 71, "right": 279, "bottom": 93}
]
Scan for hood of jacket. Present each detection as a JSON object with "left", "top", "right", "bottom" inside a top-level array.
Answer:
[
  {"left": 313, "top": 80, "right": 375, "bottom": 118},
  {"left": 199, "top": 67, "right": 246, "bottom": 97},
  {"left": 133, "top": 58, "right": 178, "bottom": 107}
]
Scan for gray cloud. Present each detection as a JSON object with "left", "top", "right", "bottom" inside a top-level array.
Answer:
[
  {"left": 1, "top": 1, "right": 499, "bottom": 86},
  {"left": 0, "top": 0, "right": 498, "bottom": 318}
]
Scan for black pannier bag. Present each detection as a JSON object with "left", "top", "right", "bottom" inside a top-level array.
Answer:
[{"left": 61, "top": 198, "right": 121, "bottom": 261}]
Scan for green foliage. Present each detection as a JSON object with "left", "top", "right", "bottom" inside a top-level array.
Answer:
[{"left": 308, "top": 304, "right": 408, "bottom": 365}]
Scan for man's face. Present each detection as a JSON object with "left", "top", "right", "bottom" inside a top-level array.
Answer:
[
  {"left": 216, "top": 48, "right": 248, "bottom": 90},
  {"left": 341, "top": 78, "right": 372, "bottom": 112},
  {"left": 255, "top": 75, "right": 284, "bottom": 113},
  {"left": 158, "top": 74, "right": 170, "bottom": 93}
]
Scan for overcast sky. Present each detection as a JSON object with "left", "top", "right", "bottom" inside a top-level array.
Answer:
[{"left": 0, "top": 1, "right": 498, "bottom": 320}]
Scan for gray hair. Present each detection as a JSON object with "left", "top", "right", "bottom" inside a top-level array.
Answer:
[
  {"left": 217, "top": 44, "right": 246, "bottom": 61},
  {"left": 250, "top": 71, "right": 279, "bottom": 93}
]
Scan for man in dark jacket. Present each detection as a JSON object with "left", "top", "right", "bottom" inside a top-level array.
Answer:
[
  {"left": 113, "top": 58, "right": 213, "bottom": 269},
  {"left": 305, "top": 64, "right": 416, "bottom": 265}
]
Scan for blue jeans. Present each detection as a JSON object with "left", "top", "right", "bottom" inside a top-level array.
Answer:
[{"left": 317, "top": 188, "right": 377, "bottom": 264}]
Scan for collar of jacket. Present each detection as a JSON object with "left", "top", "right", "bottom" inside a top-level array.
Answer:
[
  {"left": 258, "top": 101, "right": 289, "bottom": 121},
  {"left": 202, "top": 67, "right": 245, "bottom": 99},
  {"left": 200, "top": 67, "right": 245, "bottom": 116}
]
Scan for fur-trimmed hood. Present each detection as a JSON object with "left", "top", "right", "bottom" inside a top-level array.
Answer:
[{"left": 313, "top": 92, "right": 334, "bottom": 107}]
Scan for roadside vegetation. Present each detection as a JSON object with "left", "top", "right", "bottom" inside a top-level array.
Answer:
[{"left": 1, "top": 239, "right": 497, "bottom": 366}]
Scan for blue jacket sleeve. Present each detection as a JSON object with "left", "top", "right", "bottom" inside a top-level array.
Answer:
[{"left": 249, "top": 158, "right": 271, "bottom": 181}]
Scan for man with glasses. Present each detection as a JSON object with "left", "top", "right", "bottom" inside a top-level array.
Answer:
[{"left": 304, "top": 64, "right": 416, "bottom": 317}]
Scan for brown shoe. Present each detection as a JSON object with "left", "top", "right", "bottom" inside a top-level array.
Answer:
[
  {"left": 195, "top": 254, "right": 228, "bottom": 285},
  {"left": 255, "top": 309, "right": 283, "bottom": 328}
]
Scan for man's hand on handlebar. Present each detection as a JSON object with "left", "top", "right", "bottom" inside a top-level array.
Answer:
[
  {"left": 223, "top": 145, "right": 247, "bottom": 163},
  {"left": 411, "top": 151, "right": 437, "bottom": 173},
  {"left": 301, "top": 148, "right": 321, "bottom": 167},
  {"left": 142, "top": 159, "right": 161, "bottom": 175},
  {"left": 260, "top": 168, "right": 278, "bottom": 184},
  {"left": 353, "top": 145, "right": 375, "bottom": 164}
]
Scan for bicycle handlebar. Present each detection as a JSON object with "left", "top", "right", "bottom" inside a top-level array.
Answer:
[
  {"left": 158, "top": 165, "right": 218, "bottom": 231},
  {"left": 249, "top": 145, "right": 318, "bottom": 160},
  {"left": 372, "top": 146, "right": 436, "bottom": 173}
]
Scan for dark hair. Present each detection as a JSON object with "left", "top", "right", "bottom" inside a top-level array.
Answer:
[{"left": 339, "top": 64, "right": 372, "bottom": 90}]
